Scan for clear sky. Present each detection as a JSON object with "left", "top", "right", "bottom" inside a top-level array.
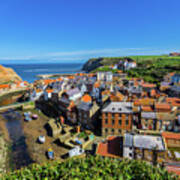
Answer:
[{"left": 0, "top": 0, "right": 180, "bottom": 64}]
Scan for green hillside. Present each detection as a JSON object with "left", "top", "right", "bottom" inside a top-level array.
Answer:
[
  {"left": 2, "top": 156, "right": 178, "bottom": 180},
  {"left": 83, "top": 55, "right": 180, "bottom": 83}
]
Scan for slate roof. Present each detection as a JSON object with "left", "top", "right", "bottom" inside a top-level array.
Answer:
[
  {"left": 141, "top": 112, "right": 156, "bottom": 119},
  {"left": 66, "top": 87, "right": 80, "bottom": 97},
  {"left": 102, "top": 102, "right": 133, "bottom": 113}
]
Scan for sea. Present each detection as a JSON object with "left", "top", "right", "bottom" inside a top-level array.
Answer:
[{"left": 2, "top": 63, "right": 84, "bottom": 83}]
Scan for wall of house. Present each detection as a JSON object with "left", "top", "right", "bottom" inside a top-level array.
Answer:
[
  {"left": 165, "top": 138, "right": 180, "bottom": 148},
  {"left": 102, "top": 112, "right": 132, "bottom": 136}
]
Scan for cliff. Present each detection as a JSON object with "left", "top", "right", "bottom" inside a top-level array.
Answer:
[
  {"left": 82, "top": 57, "right": 123, "bottom": 72},
  {"left": 0, "top": 65, "right": 22, "bottom": 84}
]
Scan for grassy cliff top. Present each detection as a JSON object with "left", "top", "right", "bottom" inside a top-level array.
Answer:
[
  {"left": 82, "top": 55, "right": 180, "bottom": 83},
  {"left": 2, "top": 156, "right": 178, "bottom": 180}
]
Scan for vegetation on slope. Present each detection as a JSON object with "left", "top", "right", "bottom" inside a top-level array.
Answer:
[
  {"left": 83, "top": 55, "right": 180, "bottom": 83},
  {"left": 2, "top": 156, "right": 178, "bottom": 180},
  {"left": 0, "top": 65, "right": 22, "bottom": 84}
]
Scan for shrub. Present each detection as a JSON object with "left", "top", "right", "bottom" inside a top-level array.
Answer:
[{"left": 2, "top": 156, "right": 178, "bottom": 180}]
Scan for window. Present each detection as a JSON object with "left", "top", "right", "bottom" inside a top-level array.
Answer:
[
  {"left": 118, "top": 129, "right": 121, "bottom": 134},
  {"left": 126, "top": 115, "right": 129, "bottom": 120},
  {"left": 105, "top": 119, "right": 108, "bottom": 124},
  {"left": 112, "top": 120, "right": 115, "bottom": 125},
  {"left": 111, "top": 129, "right": 114, "bottom": 133},
  {"left": 105, "top": 128, "right": 108, "bottom": 133},
  {"left": 126, "top": 120, "right": 129, "bottom": 125},
  {"left": 119, "top": 120, "right": 122, "bottom": 125},
  {"left": 119, "top": 114, "right": 122, "bottom": 119},
  {"left": 129, "top": 153, "right": 132, "bottom": 157},
  {"left": 112, "top": 113, "right": 115, "bottom": 119}
]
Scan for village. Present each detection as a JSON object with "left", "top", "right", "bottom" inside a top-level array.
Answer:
[{"left": 0, "top": 59, "right": 180, "bottom": 174}]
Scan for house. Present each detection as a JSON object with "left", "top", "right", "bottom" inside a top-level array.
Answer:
[
  {"left": 44, "top": 89, "right": 53, "bottom": 101},
  {"left": 97, "top": 72, "right": 113, "bottom": 82},
  {"left": 77, "top": 94, "right": 100, "bottom": 130},
  {"left": 141, "top": 112, "right": 156, "bottom": 130},
  {"left": 102, "top": 102, "right": 133, "bottom": 136},
  {"left": 123, "top": 133, "right": 166, "bottom": 163},
  {"left": 30, "top": 89, "right": 43, "bottom": 101},
  {"left": 118, "top": 58, "right": 137, "bottom": 70},
  {"left": 106, "top": 72, "right": 113, "bottom": 82},
  {"left": 97, "top": 72, "right": 105, "bottom": 81},
  {"left": 80, "top": 84, "right": 87, "bottom": 95},
  {"left": 64, "top": 87, "right": 82, "bottom": 101},
  {"left": 155, "top": 103, "right": 171, "bottom": 112},
  {"left": 169, "top": 52, "right": 180, "bottom": 56},
  {"left": 110, "top": 91, "right": 124, "bottom": 102},
  {"left": 171, "top": 74, "right": 180, "bottom": 84},
  {"left": 66, "top": 101, "right": 78, "bottom": 124},
  {"left": 96, "top": 136, "right": 123, "bottom": 158},
  {"left": 141, "top": 83, "right": 156, "bottom": 93},
  {"left": 156, "top": 113, "right": 176, "bottom": 131},
  {"left": 162, "top": 132, "right": 180, "bottom": 148},
  {"left": 0, "top": 84, "right": 10, "bottom": 93}
]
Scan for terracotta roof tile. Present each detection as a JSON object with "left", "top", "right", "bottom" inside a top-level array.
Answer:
[
  {"left": 0, "top": 84, "right": 10, "bottom": 89},
  {"left": 96, "top": 136, "right": 122, "bottom": 158},
  {"left": 142, "top": 83, "right": 156, "bottom": 88},
  {"left": 46, "top": 89, "right": 53, "bottom": 93},
  {"left": 162, "top": 132, "right": 180, "bottom": 140},
  {"left": 155, "top": 103, "right": 171, "bottom": 110},
  {"left": 82, "top": 94, "right": 92, "bottom": 103},
  {"left": 142, "top": 106, "right": 153, "bottom": 112}
]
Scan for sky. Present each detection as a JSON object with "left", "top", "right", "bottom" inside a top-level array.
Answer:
[{"left": 0, "top": 0, "right": 180, "bottom": 64}]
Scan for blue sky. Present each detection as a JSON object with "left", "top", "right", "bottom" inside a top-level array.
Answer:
[{"left": 0, "top": 0, "right": 180, "bottom": 64}]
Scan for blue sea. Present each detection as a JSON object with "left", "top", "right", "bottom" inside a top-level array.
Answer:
[{"left": 3, "top": 63, "right": 83, "bottom": 83}]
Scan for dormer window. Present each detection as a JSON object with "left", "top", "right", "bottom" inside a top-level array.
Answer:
[{"left": 112, "top": 107, "right": 115, "bottom": 111}]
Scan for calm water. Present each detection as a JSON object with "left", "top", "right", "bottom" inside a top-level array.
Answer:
[{"left": 3, "top": 63, "right": 83, "bottom": 83}]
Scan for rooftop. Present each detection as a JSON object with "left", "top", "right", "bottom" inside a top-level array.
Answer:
[
  {"left": 102, "top": 102, "right": 133, "bottom": 113},
  {"left": 124, "top": 133, "right": 165, "bottom": 151},
  {"left": 96, "top": 136, "right": 122, "bottom": 158}
]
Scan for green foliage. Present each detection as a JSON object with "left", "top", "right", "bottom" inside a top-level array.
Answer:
[
  {"left": 92, "top": 66, "right": 118, "bottom": 73},
  {"left": 2, "top": 156, "right": 178, "bottom": 180}
]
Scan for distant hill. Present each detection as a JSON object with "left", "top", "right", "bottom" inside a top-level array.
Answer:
[
  {"left": 0, "top": 65, "right": 22, "bottom": 84},
  {"left": 82, "top": 55, "right": 180, "bottom": 83}
]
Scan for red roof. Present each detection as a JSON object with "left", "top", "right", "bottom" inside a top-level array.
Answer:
[
  {"left": 155, "top": 103, "right": 171, "bottom": 111},
  {"left": 96, "top": 136, "right": 121, "bottom": 158},
  {"left": 166, "top": 165, "right": 180, "bottom": 176},
  {"left": 142, "top": 106, "right": 153, "bottom": 112},
  {"left": 141, "top": 83, "right": 156, "bottom": 88},
  {"left": 162, "top": 132, "right": 180, "bottom": 140},
  {"left": 82, "top": 94, "right": 92, "bottom": 103},
  {"left": 0, "top": 84, "right": 10, "bottom": 89},
  {"left": 46, "top": 89, "right": 53, "bottom": 93}
]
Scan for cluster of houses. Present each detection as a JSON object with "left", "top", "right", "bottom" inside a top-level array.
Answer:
[
  {"left": 0, "top": 81, "right": 29, "bottom": 93},
  {"left": 31, "top": 70, "right": 180, "bottom": 171}
]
